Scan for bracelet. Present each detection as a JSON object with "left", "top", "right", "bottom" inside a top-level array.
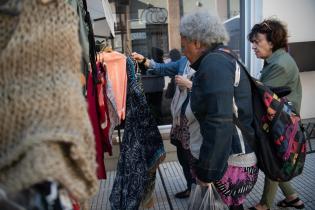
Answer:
[{"left": 140, "top": 57, "right": 147, "bottom": 65}]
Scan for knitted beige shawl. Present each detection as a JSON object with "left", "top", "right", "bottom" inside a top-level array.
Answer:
[{"left": 0, "top": 0, "right": 97, "bottom": 201}]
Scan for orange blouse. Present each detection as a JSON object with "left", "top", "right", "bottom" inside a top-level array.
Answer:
[{"left": 99, "top": 51, "right": 127, "bottom": 121}]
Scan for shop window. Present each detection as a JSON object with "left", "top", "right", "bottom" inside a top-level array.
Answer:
[{"left": 106, "top": 0, "right": 242, "bottom": 126}]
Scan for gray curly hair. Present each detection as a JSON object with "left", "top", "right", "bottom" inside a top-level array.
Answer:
[{"left": 180, "top": 11, "right": 229, "bottom": 47}]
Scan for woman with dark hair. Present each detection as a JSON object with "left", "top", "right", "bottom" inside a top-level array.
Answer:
[
  {"left": 151, "top": 47, "right": 164, "bottom": 63},
  {"left": 248, "top": 18, "right": 304, "bottom": 210},
  {"left": 169, "top": 48, "right": 182, "bottom": 62}
]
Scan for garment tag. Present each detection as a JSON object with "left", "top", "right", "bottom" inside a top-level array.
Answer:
[
  {"left": 59, "top": 189, "right": 73, "bottom": 210},
  {"left": 38, "top": 0, "right": 55, "bottom": 4}
]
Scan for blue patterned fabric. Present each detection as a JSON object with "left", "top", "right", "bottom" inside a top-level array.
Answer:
[{"left": 109, "top": 57, "right": 165, "bottom": 210}]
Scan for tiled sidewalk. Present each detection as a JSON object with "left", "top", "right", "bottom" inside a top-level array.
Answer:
[{"left": 90, "top": 152, "right": 315, "bottom": 210}]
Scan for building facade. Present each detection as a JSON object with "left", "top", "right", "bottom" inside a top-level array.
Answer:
[{"left": 89, "top": 0, "right": 315, "bottom": 123}]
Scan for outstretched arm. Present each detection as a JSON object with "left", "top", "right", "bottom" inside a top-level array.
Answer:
[{"left": 132, "top": 52, "right": 183, "bottom": 77}]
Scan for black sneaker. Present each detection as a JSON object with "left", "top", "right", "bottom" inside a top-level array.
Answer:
[{"left": 175, "top": 189, "right": 190, "bottom": 199}]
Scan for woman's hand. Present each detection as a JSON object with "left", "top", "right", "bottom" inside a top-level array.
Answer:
[
  {"left": 131, "top": 52, "right": 149, "bottom": 67},
  {"left": 175, "top": 75, "right": 192, "bottom": 90},
  {"left": 131, "top": 52, "right": 145, "bottom": 62}
]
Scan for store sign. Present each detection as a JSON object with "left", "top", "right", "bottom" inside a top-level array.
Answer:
[
  {"left": 140, "top": 7, "right": 168, "bottom": 24},
  {"left": 131, "top": 32, "right": 147, "bottom": 40}
]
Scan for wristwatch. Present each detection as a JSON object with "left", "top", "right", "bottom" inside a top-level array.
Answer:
[{"left": 140, "top": 57, "right": 147, "bottom": 65}]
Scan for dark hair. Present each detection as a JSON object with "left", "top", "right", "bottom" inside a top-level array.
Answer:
[
  {"left": 169, "top": 48, "right": 181, "bottom": 62},
  {"left": 248, "top": 18, "right": 288, "bottom": 52},
  {"left": 151, "top": 47, "right": 164, "bottom": 63}
]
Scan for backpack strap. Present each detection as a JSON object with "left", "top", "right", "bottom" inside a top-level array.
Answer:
[
  {"left": 234, "top": 61, "right": 241, "bottom": 88},
  {"left": 233, "top": 115, "right": 257, "bottom": 151},
  {"left": 215, "top": 48, "right": 258, "bottom": 151},
  {"left": 232, "top": 61, "right": 246, "bottom": 154},
  {"left": 216, "top": 48, "right": 253, "bottom": 81}
]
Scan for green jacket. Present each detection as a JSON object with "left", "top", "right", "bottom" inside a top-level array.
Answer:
[{"left": 260, "top": 48, "right": 302, "bottom": 113}]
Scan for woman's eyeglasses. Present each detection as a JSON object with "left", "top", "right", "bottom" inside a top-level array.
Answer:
[{"left": 261, "top": 22, "right": 272, "bottom": 31}]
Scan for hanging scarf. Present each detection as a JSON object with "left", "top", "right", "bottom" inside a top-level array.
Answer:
[{"left": 109, "top": 57, "right": 165, "bottom": 210}]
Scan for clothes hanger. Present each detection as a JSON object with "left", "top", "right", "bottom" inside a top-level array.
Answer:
[
  {"left": 101, "top": 45, "right": 113, "bottom": 53},
  {"left": 100, "top": 39, "right": 113, "bottom": 53},
  {"left": 125, "top": 44, "right": 132, "bottom": 56}
]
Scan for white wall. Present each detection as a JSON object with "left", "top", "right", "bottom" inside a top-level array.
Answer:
[
  {"left": 262, "top": 0, "right": 315, "bottom": 119},
  {"left": 262, "top": 0, "right": 315, "bottom": 43},
  {"left": 300, "top": 72, "right": 315, "bottom": 119}
]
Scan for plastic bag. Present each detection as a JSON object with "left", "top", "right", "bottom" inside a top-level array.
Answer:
[{"left": 188, "top": 184, "right": 229, "bottom": 210}]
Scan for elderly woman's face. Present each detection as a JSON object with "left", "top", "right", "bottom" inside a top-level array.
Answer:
[
  {"left": 181, "top": 36, "right": 199, "bottom": 63},
  {"left": 251, "top": 33, "right": 273, "bottom": 59}
]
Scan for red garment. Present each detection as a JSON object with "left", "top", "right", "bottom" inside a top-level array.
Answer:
[
  {"left": 71, "top": 198, "right": 80, "bottom": 210},
  {"left": 96, "top": 62, "right": 112, "bottom": 156},
  {"left": 72, "top": 204, "right": 80, "bottom": 210},
  {"left": 87, "top": 62, "right": 112, "bottom": 179},
  {"left": 69, "top": 189, "right": 81, "bottom": 210}
]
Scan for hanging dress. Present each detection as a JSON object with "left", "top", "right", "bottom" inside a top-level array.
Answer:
[
  {"left": 109, "top": 57, "right": 166, "bottom": 210},
  {"left": 87, "top": 61, "right": 112, "bottom": 179}
]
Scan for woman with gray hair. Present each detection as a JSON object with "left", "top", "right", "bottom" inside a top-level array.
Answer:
[{"left": 180, "top": 11, "right": 258, "bottom": 210}]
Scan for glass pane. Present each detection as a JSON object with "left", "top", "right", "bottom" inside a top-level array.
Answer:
[
  {"left": 130, "top": 0, "right": 169, "bottom": 58},
  {"left": 182, "top": 0, "right": 240, "bottom": 55},
  {"left": 103, "top": 0, "right": 241, "bottom": 126},
  {"left": 224, "top": 0, "right": 241, "bottom": 56}
]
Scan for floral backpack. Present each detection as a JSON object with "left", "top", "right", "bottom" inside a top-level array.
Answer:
[{"left": 217, "top": 48, "right": 307, "bottom": 182}]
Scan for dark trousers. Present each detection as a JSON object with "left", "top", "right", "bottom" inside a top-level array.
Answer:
[
  {"left": 176, "top": 145, "right": 195, "bottom": 190},
  {"left": 230, "top": 205, "right": 244, "bottom": 210}
]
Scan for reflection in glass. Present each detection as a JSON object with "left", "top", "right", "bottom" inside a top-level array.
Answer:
[{"left": 101, "top": 0, "right": 241, "bottom": 125}]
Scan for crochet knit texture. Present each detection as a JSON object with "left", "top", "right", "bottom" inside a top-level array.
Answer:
[{"left": 0, "top": 0, "right": 97, "bottom": 200}]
